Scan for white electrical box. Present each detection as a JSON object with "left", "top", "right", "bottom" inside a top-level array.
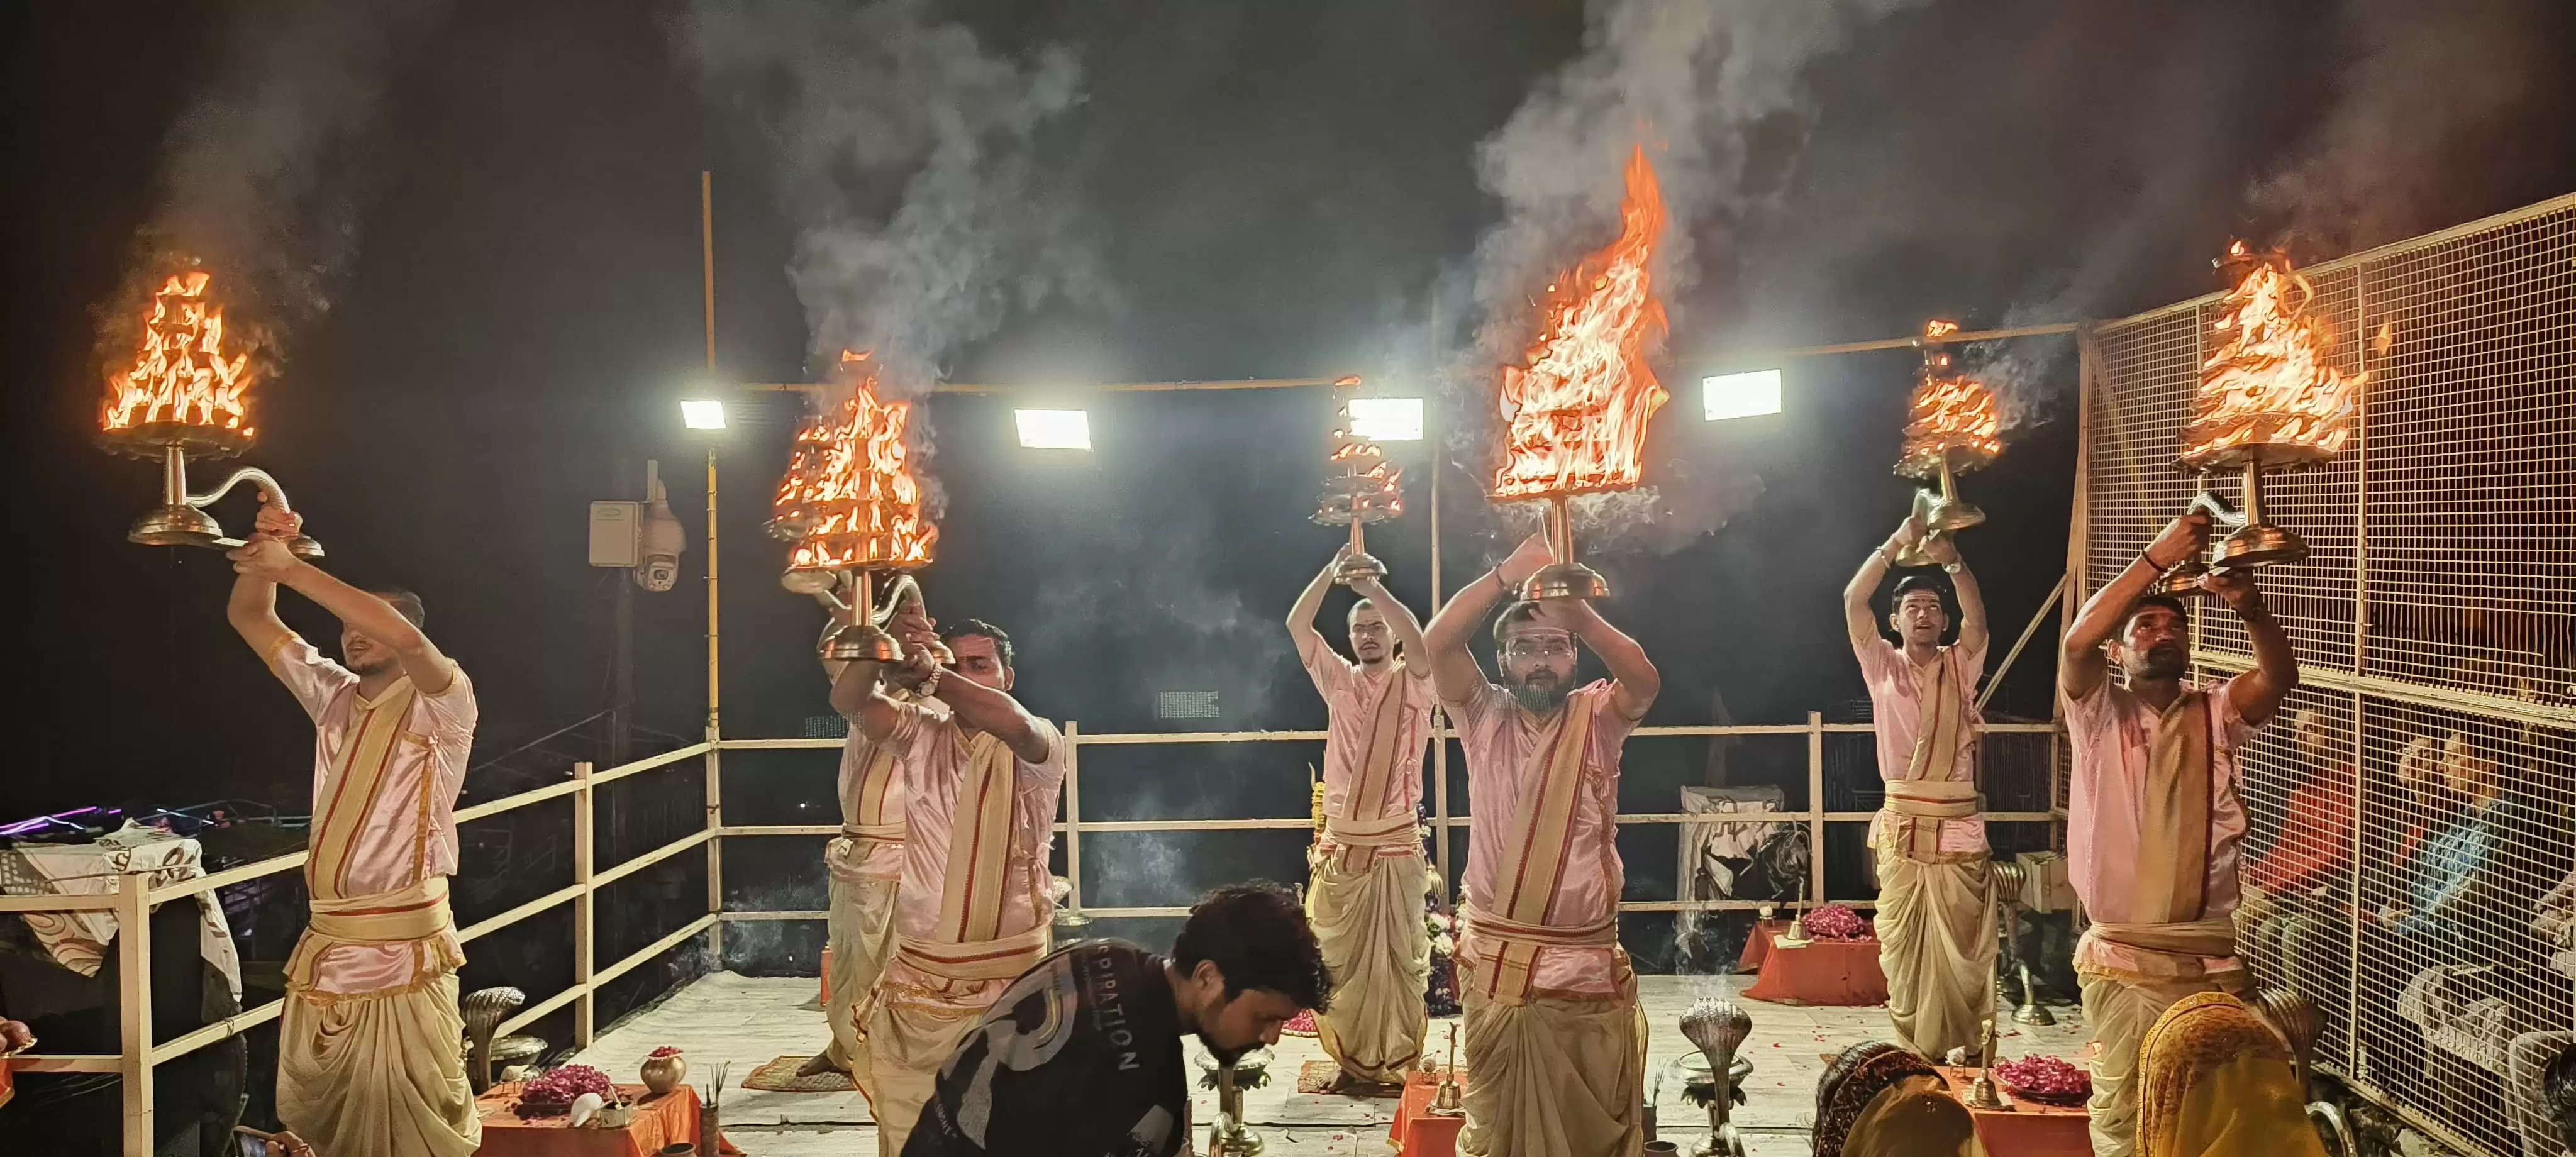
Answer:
[{"left": 589, "top": 502, "right": 641, "bottom": 567}]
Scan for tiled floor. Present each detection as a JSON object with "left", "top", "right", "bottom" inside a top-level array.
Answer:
[{"left": 569, "top": 970, "right": 2092, "bottom": 1154}]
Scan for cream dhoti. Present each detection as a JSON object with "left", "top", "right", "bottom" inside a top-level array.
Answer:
[
  {"left": 1458, "top": 908, "right": 1646, "bottom": 1157},
  {"left": 862, "top": 706, "right": 1067, "bottom": 1153},
  {"left": 1872, "top": 780, "right": 1995, "bottom": 1060},
  {"left": 823, "top": 728, "right": 909, "bottom": 1076},
  {"left": 1309, "top": 814, "right": 1432, "bottom": 1083},
  {"left": 262, "top": 639, "right": 484, "bottom": 1157}
]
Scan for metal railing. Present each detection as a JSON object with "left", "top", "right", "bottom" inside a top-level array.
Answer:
[{"left": 2, "top": 716, "right": 2060, "bottom": 1154}]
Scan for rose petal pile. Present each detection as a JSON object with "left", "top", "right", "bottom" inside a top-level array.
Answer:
[
  {"left": 1992, "top": 1055, "right": 2090, "bottom": 1105},
  {"left": 516, "top": 1065, "right": 616, "bottom": 1117},
  {"left": 647, "top": 1046, "right": 683, "bottom": 1058},
  {"left": 1803, "top": 904, "right": 1873, "bottom": 943}
]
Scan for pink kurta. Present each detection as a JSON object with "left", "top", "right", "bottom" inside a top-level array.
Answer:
[
  {"left": 1853, "top": 638, "right": 1989, "bottom": 855},
  {"left": 1297, "top": 636, "right": 1433, "bottom": 851},
  {"left": 267, "top": 636, "right": 475, "bottom": 997},
  {"left": 877, "top": 700, "right": 1067, "bottom": 1011},
  {"left": 2062, "top": 678, "right": 2255, "bottom": 978},
  {"left": 1453, "top": 680, "right": 1640, "bottom": 997}
]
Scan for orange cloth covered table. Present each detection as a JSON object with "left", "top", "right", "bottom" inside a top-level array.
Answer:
[
  {"left": 1735, "top": 919, "right": 1794, "bottom": 971},
  {"left": 1742, "top": 936, "right": 1888, "bottom": 1006},
  {"left": 1387, "top": 1069, "right": 1466, "bottom": 1157},
  {"left": 1934, "top": 1065, "right": 2090, "bottom": 1157},
  {"left": 475, "top": 1082, "right": 742, "bottom": 1157}
]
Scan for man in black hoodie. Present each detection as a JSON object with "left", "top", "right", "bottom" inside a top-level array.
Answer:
[{"left": 902, "top": 883, "right": 1331, "bottom": 1157}]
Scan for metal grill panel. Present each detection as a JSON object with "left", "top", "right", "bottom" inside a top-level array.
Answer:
[{"left": 2081, "top": 194, "right": 2576, "bottom": 1156}]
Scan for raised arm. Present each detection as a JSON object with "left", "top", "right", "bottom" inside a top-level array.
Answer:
[
  {"left": 1346, "top": 572, "right": 1428, "bottom": 669},
  {"left": 1285, "top": 548, "right": 1345, "bottom": 662},
  {"left": 1924, "top": 535, "right": 1989, "bottom": 657},
  {"left": 1424, "top": 534, "right": 1551, "bottom": 708},
  {"left": 2061, "top": 513, "right": 2207, "bottom": 702},
  {"left": 2206, "top": 568, "right": 2297, "bottom": 726},
  {"left": 226, "top": 502, "right": 303, "bottom": 660},
  {"left": 1550, "top": 599, "right": 1660, "bottom": 721},
  {"left": 1845, "top": 519, "right": 1913, "bottom": 652},
  {"left": 831, "top": 658, "right": 911, "bottom": 743},
  {"left": 890, "top": 604, "right": 1053, "bottom": 765},
  {"left": 229, "top": 536, "right": 456, "bottom": 694}
]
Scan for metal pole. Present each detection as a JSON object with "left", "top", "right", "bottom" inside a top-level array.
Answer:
[
  {"left": 1974, "top": 573, "right": 2068, "bottom": 716},
  {"left": 1063, "top": 722, "right": 1082, "bottom": 913},
  {"left": 573, "top": 760, "right": 596, "bottom": 1047},
  {"left": 1428, "top": 374, "right": 1452, "bottom": 905},
  {"left": 1807, "top": 711, "right": 1826, "bottom": 905},
  {"left": 117, "top": 865, "right": 154, "bottom": 1157},
  {"left": 701, "top": 170, "right": 725, "bottom": 963}
]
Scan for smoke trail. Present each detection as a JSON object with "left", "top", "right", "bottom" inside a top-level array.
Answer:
[
  {"left": 2248, "top": 0, "right": 2561, "bottom": 255},
  {"left": 101, "top": 1, "right": 446, "bottom": 357},
  {"left": 677, "top": 0, "right": 1113, "bottom": 394},
  {"left": 1450, "top": 0, "right": 1925, "bottom": 553}
]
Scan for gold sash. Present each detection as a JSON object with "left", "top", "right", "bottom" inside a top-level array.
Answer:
[
  {"left": 2137, "top": 692, "right": 2214, "bottom": 923},
  {"left": 1343, "top": 663, "right": 1413, "bottom": 824},
  {"left": 283, "top": 876, "right": 459, "bottom": 993},
  {"left": 1883, "top": 780, "right": 1981, "bottom": 862},
  {"left": 894, "top": 924, "right": 1053, "bottom": 984},
  {"left": 1477, "top": 692, "right": 1598, "bottom": 1004},
  {"left": 935, "top": 730, "right": 1019, "bottom": 944},
  {"left": 308, "top": 677, "right": 420, "bottom": 902},
  {"left": 844, "top": 745, "right": 904, "bottom": 843}
]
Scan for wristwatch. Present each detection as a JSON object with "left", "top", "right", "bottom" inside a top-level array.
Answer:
[{"left": 1942, "top": 562, "right": 1965, "bottom": 574}]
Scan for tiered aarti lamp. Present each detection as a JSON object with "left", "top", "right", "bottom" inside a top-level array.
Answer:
[
  {"left": 1489, "top": 145, "right": 1670, "bottom": 601},
  {"left": 2160, "top": 242, "right": 2362, "bottom": 592},
  {"left": 777, "top": 352, "right": 941, "bottom": 663},
  {"left": 1889, "top": 320, "right": 2001, "bottom": 567},
  {"left": 97, "top": 266, "right": 321, "bottom": 557},
  {"left": 1313, "top": 375, "right": 1402, "bottom": 584}
]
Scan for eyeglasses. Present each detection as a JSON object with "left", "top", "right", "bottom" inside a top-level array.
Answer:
[{"left": 1502, "top": 638, "right": 1575, "bottom": 659}]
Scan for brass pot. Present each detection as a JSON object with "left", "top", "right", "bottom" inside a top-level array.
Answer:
[{"left": 641, "top": 1052, "right": 688, "bottom": 1098}]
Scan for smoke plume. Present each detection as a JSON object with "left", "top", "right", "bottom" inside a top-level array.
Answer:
[
  {"left": 102, "top": 1, "right": 445, "bottom": 358},
  {"left": 677, "top": 0, "right": 1112, "bottom": 394},
  {"left": 2248, "top": 0, "right": 2561, "bottom": 255}
]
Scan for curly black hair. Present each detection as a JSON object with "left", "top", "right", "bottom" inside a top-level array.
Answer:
[{"left": 1171, "top": 881, "right": 1331, "bottom": 1013}]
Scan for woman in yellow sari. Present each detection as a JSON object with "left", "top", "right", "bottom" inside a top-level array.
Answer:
[{"left": 2136, "top": 992, "right": 2326, "bottom": 1157}]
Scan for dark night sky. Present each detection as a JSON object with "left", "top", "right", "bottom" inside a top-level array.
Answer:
[{"left": 8, "top": 0, "right": 2572, "bottom": 846}]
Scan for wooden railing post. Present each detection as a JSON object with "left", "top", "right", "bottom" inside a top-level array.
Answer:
[
  {"left": 704, "top": 741, "right": 724, "bottom": 965},
  {"left": 116, "top": 862, "right": 154, "bottom": 1157},
  {"left": 572, "top": 760, "right": 596, "bottom": 1047},
  {"left": 1807, "top": 711, "right": 1827, "bottom": 905},
  {"left": 1062, "top": 722, "right": 1082, "bottom": 912}
]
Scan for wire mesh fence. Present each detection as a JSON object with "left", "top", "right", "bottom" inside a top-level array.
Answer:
[{"left": 2077, "top": 193, "right": 2576, "bottom": 1157}]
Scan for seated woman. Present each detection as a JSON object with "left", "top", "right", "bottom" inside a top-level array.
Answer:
[
  {"left": 2137, "top": 992, "right": 2324, "bottom": 1157},
  {"left": 1812, "top": 1042, "right": 1941, "bottom": 1157},
  {"left": 2242, "top": 711, "right": 2355, "bottom": 904}
]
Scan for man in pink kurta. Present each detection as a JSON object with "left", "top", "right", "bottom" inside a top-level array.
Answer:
[
  {"left": 1843, "top": 521, "right": 1994, "bottom": 1060},
  {"left": 2058, "top": 511, "right": 2297, "bottom": 1157},
  {"left": 1424, "top": 534, "right": 1660, "bottom": 1157},
  {"left": 838, "top": 613, "right": 1066, "bottom": 1154},
  {"left": 227, "top": 510, "right": 480, "bottom": 1157},
  {"left": 800, "top": 661, "right": 926, "bottom": 1079},
  {"left": 1287, "top": 547, "right": 1437, "bottom": 1085}
]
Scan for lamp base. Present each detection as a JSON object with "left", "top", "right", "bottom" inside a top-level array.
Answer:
[
  {"left": 128, "top": 504, "right": 224, "bottom": 549},
  {"left": 1334, "top": 552, "right": 1386, "bottom": 585},
  {"left": 1924, "top": 494, "right": 1986, "bottom": 533},
  {"left": 823, "top": 623, "right": 901, "bottom": 663},
  {"left": 1521, "top": 561, "right": 1609, "bottom": 602},
  {"left": 2216, "top": 523, "right": 2308, "bottom": 568}
]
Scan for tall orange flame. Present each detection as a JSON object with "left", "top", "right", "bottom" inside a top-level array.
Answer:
[
  {"left": 1894, "top": 319, "right": 2002, "bottom": 479},
  {"left": 785, "top": 352, "right": 938, "bottom": 571},
  {"left": 1490, "top": 145, "right": 1669, "bottom": 499},
  {"left": 101, "top": 269, "right": 257, "bottom": 436},
  {"left": 769, "top": 409, "right": 832, "bottom": 541},
  {"left": 2182, "top": 241, "right": 2361, "bottom": 468},
  {"left": 1317, "top": 379, "right": 1402, "bottom": 523}
]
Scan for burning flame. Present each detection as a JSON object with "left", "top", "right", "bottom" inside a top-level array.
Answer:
[
  {"left": 1490, "top": 145, "right": 1669, "bottom": 499},
  {"left": 785, "top": 352, "right": 938, "bottom": 571},
  {"left": 2182, "top": 241, "right": 2361, "bottom": 467},
  {"left": 101, "top": 268, "right": 257, "bottom": 436},
  {"left": 1894, "top": 319, "right": 2002, "bottom": 479},
  {"left": 769, "top": 409, "right": 832, "bottom": 541}
]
